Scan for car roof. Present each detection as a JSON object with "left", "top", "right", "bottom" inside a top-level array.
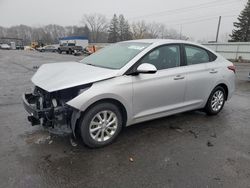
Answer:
[
  {"left": 121, "top": 39, "right": 215, "bottom": 53},
  {"left": 122, "top": 39, "right": 202, "bottom": 46}
]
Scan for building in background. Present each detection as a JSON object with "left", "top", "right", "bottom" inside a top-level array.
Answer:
[
  {"left": 203, "top": 42, "right": 250, "bottom": 61},
  {"left": 59, "top": 36, "right": 88, "bottom": 48},
  {"left": 0, "top": 37, "right": 24, "bottom": 50}
]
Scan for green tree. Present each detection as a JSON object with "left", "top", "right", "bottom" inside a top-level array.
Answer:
[
  {"left": 118, "top": 15, "right": 132, "bottom": 41},
  {"left": 230, "top": 0, "right": 250, "bottom": 42},
  {"left": 108, "top": 14, "right": 119, "bottom": 43}
]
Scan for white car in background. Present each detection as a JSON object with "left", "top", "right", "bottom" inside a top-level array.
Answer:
[
  {"left": 0, "top": 44, "right": 11, "bottom": 50},
  {"left": 37, "top": 45, "right": 58, "bottom": 52},
  {"left": 23, "top": 39, "right": 236, "bottom": 148}
]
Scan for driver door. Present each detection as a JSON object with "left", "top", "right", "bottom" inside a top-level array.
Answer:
[{"left": 131, "top": 44, "right": 187, "bottom": 123}]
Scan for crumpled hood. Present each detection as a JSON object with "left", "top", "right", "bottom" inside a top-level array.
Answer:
[{"left": 32, "top": 62, "right": 118, "bottom": 92}]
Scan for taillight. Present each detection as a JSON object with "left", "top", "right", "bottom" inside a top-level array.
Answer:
[{"left": 227, "top": 65, "right": 236, "bottom": 74}]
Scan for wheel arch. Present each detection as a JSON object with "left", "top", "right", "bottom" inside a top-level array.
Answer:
[
  {"left": 215, "top": 83, "right": 229, "bottom": 100},
  {"left": 71, "top": 98, "right": 128, "bottom": 138},
  {"left": 84, "top": 98, "right": 128, "bottom": 127}
]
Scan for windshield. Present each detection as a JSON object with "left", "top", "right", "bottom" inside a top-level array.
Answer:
[{"left": 80, "top": 42, "right": 151, "bottom": 69}]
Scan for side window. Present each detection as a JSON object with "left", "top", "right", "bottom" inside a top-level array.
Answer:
[
  {"left": 185, "top": 45, "right": 209, "bottom": 65},
  {"left": 139, "top": 45, "right": 180, "bottom": 70}
]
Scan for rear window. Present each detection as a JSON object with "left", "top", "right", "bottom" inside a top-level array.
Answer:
[{"left": 185, "top": 45, "right": 210, "bottom": 65}]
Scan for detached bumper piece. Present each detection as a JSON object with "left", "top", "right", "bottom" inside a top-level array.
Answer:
[{"left": 22, "top": 93, "right": 52, "bottom": 126}]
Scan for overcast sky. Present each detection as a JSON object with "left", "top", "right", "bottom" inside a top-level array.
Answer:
[{"left": 0, "top": 0, "right": 247, "bottom": 41}]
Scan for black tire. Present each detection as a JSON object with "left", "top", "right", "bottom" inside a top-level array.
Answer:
[
  {"left": 58, "top": 49, "right": 62, "bottom": 54},
  {"left": 69, "top": 49, "right": 73, "bottom": 54},
  {"left": 79, "top": 102, "right": 123, "bottom": 148},
  {"left": 205, "top": 86, "right": 226, "bottom": 115}
]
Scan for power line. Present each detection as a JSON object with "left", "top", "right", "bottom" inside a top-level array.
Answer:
[
  {"left": 130, "top": 0, "right": 240, "bottom": 20},
  {"left": 128, "top": 0, "right": 242, "bottom": 20},
  {"left": 161, "top": 10, "right": 238, "bottom": 26},
  {"left": 164, "top": 14, "right": 237, "bottom": 27}
]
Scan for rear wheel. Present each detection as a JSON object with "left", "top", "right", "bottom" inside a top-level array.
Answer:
[
  {"left": 205, "top": 86, "right": 226, "bottom": 115},
  {"left": 79, "top": 102, "right": 122, "bottom": 148}
]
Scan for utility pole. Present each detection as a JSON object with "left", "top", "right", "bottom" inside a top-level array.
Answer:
[
  {"left": 179, "top": 24, "right": 182, "bottom": 40},
  {"left": 215, "top": 16, "right": 221, "bottom": 42}
]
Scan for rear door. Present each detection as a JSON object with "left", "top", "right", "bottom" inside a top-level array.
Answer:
[{"left": 183, "top": 44, "right": 217, "bottom": 109}]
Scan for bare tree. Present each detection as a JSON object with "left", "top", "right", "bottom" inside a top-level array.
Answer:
[
  {"left": 160, "top": 27, "right": 188, "bottom": 40},
  {"left": 131, "top": 21, "right": 188, "bottom": 40},
  {"left": 81, "top": 14, "right": 108, "bottom": 42},
  {"left": 0, "top": 15, "right": 190, "bottom": 45},
  {"left": 131, "top": 21, "right": 147, "bottom": 39},
  {"left": 0, "top": 24, "right": 91, "bottom": 45},
  {"left": 220, "top": 32, "right": 230, "bottom": 42},
  {"left": 145, "top": 22, "right": 166, "bottom": 38}
]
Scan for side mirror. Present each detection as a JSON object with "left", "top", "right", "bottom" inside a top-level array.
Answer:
[{"left": 136, "top": 63, "right": 157, "bottom": 74}]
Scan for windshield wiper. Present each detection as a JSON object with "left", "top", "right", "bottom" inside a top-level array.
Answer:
[
  {"left": 86, "top": 63, "right": 98, "bottom": 67},
  {"left": 85, "top": 63, "right": 115, "bottom": 70}
]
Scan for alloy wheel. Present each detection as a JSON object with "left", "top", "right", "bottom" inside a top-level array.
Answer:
[
  {"left": 89, "top": 110, "right": 118, "bottom": 142},
  {"left": 211, "top": 90, "right": 224, "bottom": 112}
]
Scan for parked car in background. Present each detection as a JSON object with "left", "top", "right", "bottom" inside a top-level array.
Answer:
[
  {"left": 37, "top": 45, "right": 58, "bottom": 52},
  {"left": 58, "top": 43, "right": 83, "bottom": 55},
  {"left": 0, "top": 44, "right": 11, "bottom": 50},
  {"left": 23, "top": 39, "right": 235, "bottom": 148},
  {"left": 16, "top": 45, "right": 24, "bottom": 50}
]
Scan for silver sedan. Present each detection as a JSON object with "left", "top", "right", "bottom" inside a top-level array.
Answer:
[{"left": 23, "top": 39, "right": 235, "bottom": 148}]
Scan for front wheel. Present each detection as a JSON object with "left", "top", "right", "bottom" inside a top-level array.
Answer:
[
  {"left": 205, "top": 86, "right": 226, "bottom": 115},
  {"left": 79, "top": 102, "right": 123, "bottom": 148}
]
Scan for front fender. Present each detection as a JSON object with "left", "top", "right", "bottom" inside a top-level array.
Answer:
[{"left": 67, "top": 76, "right": 133, "bottom": 125}]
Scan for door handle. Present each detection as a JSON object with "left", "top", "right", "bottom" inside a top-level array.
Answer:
[
  {"left": 209, "top": 69, "right": 218, "bottom": 74},
  {"left": 174, "top": 75, "right": 185, "bottom": 80}
]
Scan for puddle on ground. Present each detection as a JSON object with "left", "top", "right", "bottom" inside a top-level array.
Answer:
[{"left": 25, "top": 130, "right": 52, "bottom": 144}]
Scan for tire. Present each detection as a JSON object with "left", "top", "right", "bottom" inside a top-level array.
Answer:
[
  {"left": 69, "top": 49, "right": 72, "bottom": 54},
  {"left": 79, "top": 102, "right": 123, "bottom": 148},
  {"left": 58, "top": 49, "right": 62, "bottom": 54},
  {"left": 205, "top": 86, "right": 226, "bottom": 115}
]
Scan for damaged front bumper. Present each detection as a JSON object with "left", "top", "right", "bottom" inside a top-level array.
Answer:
[
  {"left": 22, "top": 92, "right": 73, "bottom": 135},
  {"left": 23, "top": 93, "right": 49, "bottom": 125}
]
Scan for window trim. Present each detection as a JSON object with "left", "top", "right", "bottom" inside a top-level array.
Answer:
[
  {"left": 183, "top": 44, "right": 217, "bottom": 66},
  {"left": 125, "top": 43, "right": 183, "bottom": 75},
  {"left": 207, "top": 50, "right": 217, "bottom": 62}
]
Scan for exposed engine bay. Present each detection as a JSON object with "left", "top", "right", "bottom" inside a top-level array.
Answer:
[{"left": 23, "top": 85, "right": 90, "bottom": 135}]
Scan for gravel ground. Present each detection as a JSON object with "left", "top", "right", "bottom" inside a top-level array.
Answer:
[{"left": 0, "top": 50, "right": 250, "bottom": 188}]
